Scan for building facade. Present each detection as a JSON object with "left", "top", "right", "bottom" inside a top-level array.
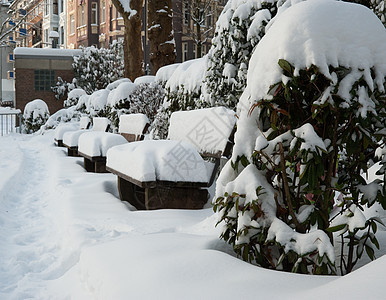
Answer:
[
  {"left": 0, "top": 0, "right": 16, "bottom": 106},
  {"left": 13, "top": 47, "right": 81, "bottom": 113}
]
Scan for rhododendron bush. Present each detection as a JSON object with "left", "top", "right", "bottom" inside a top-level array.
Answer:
[{"left": 213, "top": 0, "right": 386, "bottom": 275}]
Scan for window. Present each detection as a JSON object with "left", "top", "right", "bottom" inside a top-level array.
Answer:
[
  {"left": 193, "top": 43, "right": 197, "bottom": 58},
  {"left": 60, "top": 26, "right": 64, "bottom": 44},
  {"left": 101, "top": 0, "right": 105, "bottom": 23},
  {"left": 70, "top": 14, "right": 75, "bottom": 34},
  {"left": 183, "top": 43, "right": 188, "bottom": 62},
  {"left": 7, "top": 53, "right": 14, "bottom": 62},
  {"left": 53, "top": 0, "right": 58, "bottom": 15},
  {"left": 34, "top": 70, "right": 56, "bottom": 91},
  {"left": 7, "top": 71, "right": 14, "bottom": 80},
  {"left": 78, "top": 4, "right": 85, "bottom": 26},
  {"left": 59, "top": 0, "right": 63, "bottom": 13},
  {"left": 91, "top": 2, "right": 97, "bottom": 25},
  {"left": 44, "top": 29, "right": 48, "bottom": 44},
  {"left": 44, "top": 0, "right": 49, "bottom": 16},
  {"left": 184, "top": 5, "right": 189, "bottom": 25}
]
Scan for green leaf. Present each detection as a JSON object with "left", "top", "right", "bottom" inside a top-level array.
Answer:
[
  {"left": 278, "top": 59, "right": 294, "bottom": 77},
  {"left": 326, "top": 223, "right": 347, "bottom": 233},
  {"left": 365, "top": 244, "right": 375, "bottom": 260}
]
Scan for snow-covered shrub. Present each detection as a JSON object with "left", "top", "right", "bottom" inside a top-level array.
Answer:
[
  {"left": 106, "top": 78, "right": 132, "bottom": 91},
  {"left": 75, "top": 94, "right": 90, "bottom": 114},
  {"left": 152, "top": 58, "right": 206, "bottom": 139},
  {"left": 155, "top": 63, "right": 181, "bottom": 88},
  {"left": 213, "top": 0, "right": 386, "bottom": 275},
  {"left": 107, "top": 81, "right": 164, "bottom": 132},
  {"left": 23, "top": 99, "right": 50, "bottom": 133},
  {"left": 73, "top": 41, "right": 124, "bottom": 94},
  {"left": 41, "top": 106, "right": 80, "bottom": 131},
  {"left": 201, "top": 0, "right": 283, "bottom": 109},
  {"left": 64, "top": 88, "right": 87, "bottom": 108},
  {"left": 87, "top": 89, "right": 110, "bottom": 119}
]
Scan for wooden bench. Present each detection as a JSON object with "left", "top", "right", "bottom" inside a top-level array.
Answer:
[
  {"left": 54, "top": 116, "right": 91, "bottom": 147},
  {"left": 106, "top": 107, "right": 236, "bottom": 210},
  {"left": 78, "top": 114, "right": 150, "bottom": 173},
  {"left": 63, "top": 117, "right": 110, "bottom": 156}
]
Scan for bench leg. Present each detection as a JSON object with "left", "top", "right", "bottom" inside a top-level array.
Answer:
[
  {"left": 95, "top": 159, "right": 107, "bottom": 173},
  {"left": 117, "top": 176, "right": 146, "bottom": 210},
  {"left": 67, "top": 147, "right": 79, "bottom": 157},
  {"left": 145, "top": 187, "right": 208, "bottom": 210},
  {"left": 84, "top": 157, "right": 94, "bottom": 172}
]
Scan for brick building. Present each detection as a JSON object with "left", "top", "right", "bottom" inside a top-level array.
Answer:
[{"left": 13, "top": 47, "right": 80, "bottom": 113}]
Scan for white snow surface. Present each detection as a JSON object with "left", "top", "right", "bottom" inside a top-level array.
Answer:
[
  {"left": 13, "top": 47, "right": 81, "bottom": 57},
  {"left": 106, "top": 78, "right": 132, "bottom": 91},
  {"left": 134, "top": 75, "right": 156, "bottom": 85},
  {"left": 106, "top": 140, "right": 210, "bottom": 183},
  {"left": 87, "top": 89, "right": 110, "bottom": 115},
  {"left": 78, "top": 131, "right": 127, "bottom": 157},
  {"left": 1, "top": 130, "right": 386, "bottom": 299},
  {"left": 68, "top": 88, "right": 87, "bottom": 100},
  {"left": 243, "top": 0, "right": 386, "bottom": 107},
  {"left": 168, "top": 107, "right": 236, "bottom": 155},
  {"left": 54, "top": 122, "right": 79, "bottom": 140},
  {"left": 165, "top": 58, "right": 206, "bottom": 93},
  {"left": 118, "top": 113, "right": 149, "bottom": 135},
  {"left": 107, "top": 82, "right": 138, "bottom": 107},
  {"left": 117, "top": 0, "right": 136, "bottom": 15},
  {"left": 155, "top": 63, "right": 181, "bottom": 83}
]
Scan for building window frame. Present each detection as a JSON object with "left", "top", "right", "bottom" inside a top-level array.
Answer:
[
  {"left": 70, "top": 14, "right": 75, "bottom": 34},
  {"left": 34, "top": 69, "right": 56, "bottom": 91},
  {"left": 91, "top": 2, "right": 98, "bottom": 25},
  {"left": 101, "top": 0, "right": 106, "bottom": 23},
  {"left": 183, "top": 42, "right": 188, "bottom": 62}
]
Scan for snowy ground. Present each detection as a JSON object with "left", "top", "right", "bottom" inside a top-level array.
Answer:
[{"left": 1, "top": 131, "right": 386, "bottom": 300}]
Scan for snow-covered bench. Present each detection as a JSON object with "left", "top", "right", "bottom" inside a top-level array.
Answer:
[
  {"left": 63, "top": 117, "right": 110, "bottom": 156},
  {"left": 78, "top": 114, "right": 150, "bottom": 173},
  {"left": 54, "top": 116, "right": 91, "bottom": 147},
  {"left": 106, "top": 107, "right": 236, "bottom": 210}
]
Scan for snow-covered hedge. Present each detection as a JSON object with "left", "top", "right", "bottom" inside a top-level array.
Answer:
[
  {"left": 23, "top": 99, "right": 50, "bottom": 133},
  {"left": 213, "top": 0, "right": 386, "bottom": 275},
  {"left": 201, "top": 0, "right": 283, "bottom": 109},
  {"left": 107, "top": 79, "right": 164, "bottom": 133},
  {"left": 152, "top": 58, "right": 206, "bottom": 139}
]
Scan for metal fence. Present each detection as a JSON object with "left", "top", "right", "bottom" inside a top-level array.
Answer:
[{"left": 0, "top": 110, "right": 22, "bottom": 136}]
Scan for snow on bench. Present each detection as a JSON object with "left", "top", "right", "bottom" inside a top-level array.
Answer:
[
  {"left": 78, "top": 114, "right": 150, "bottom": 173},
  {"left": 106, "top": 107, "right": 236, "bottom": 210},
  {"left": 63, "top": 117, "right": 110, "bottom": 156},
  {"left": 54, "top": 116, "right": 91, "bottom": 147}
]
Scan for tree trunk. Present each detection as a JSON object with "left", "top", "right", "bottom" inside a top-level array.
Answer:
[
  {"left": 111, "top": 0, "right": 144, "bottom": 81},
  {"left": 148, "top": 0, "right": 176, "bottom": 74}
]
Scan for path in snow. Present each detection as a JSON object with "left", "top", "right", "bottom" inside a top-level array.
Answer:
[{"left": 0, "top": 135, "right": 79, "bottom": 299}]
